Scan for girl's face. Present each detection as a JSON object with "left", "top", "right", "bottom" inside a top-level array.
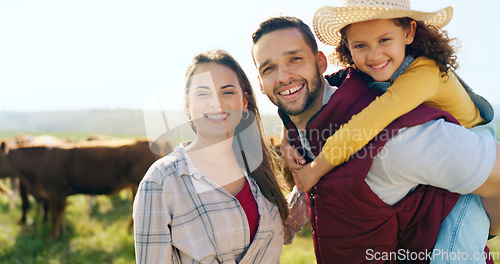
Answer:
[
  {"left": 345, "top": 19, "right": 416, "bottom": 82},
  {"left": 186, "top": 62, "right": 248, "bottom": 139}
]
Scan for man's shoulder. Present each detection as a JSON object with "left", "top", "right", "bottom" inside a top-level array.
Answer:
[{"left": 325, "top": 68, "right": 350, "bottom": 87}]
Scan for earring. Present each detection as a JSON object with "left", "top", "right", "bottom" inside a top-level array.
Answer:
[{"left": 242, "top": 109, "right": 249, "bottom": 120}]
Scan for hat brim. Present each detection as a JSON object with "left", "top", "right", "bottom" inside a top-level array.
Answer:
[{"left": 313, "top": 5, "right": 453, "bottom": 47}]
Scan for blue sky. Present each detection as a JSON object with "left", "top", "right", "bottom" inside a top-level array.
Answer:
[{"left": 1, "top": 0, "right": 497, "bottom": 115}]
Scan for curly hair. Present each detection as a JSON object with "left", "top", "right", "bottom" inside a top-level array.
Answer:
[{"left": 333, "top": 18, "right": 459, "bottom": 77}]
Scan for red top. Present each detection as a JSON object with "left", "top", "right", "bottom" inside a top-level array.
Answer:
[{"left": 235, "top": 179, "right": 259, "bottom": 243}]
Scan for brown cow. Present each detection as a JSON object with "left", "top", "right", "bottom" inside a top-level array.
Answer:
[
  {"left": 0, "top": 141, "right": 15, "bottom": 199},
  {"left": 1, "top": 140, "right": 54, "bottom": 224},
  {"left": 0, "top": 139, "right": 166, "bottom": 238}
]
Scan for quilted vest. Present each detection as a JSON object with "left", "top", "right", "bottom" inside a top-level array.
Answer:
[{"left": 281, "top": 68, "right": 461, "bottom": 264}]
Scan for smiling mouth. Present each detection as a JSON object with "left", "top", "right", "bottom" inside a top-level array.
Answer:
[
  {"left": 205, "top": 112, "right": 229, "bottom": 121},
  {"left": 278, "top": 84, "right": 304, "bottom": 95},
  {"left": 370, "top": 61, "right": 389, "bottom": 69}
]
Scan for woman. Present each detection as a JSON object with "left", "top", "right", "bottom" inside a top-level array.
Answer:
[{"left": 133, "top": 49, "right": 289, "bottom": 263}]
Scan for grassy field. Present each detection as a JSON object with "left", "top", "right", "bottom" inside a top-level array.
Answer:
[
  {"left": 0, "top": 183, "right": 316, "bottom": 264},
  {"left": 0, "top": 126, "right": 499, "bottom": 264},
  {"left": 0, "top": 188, "right": 137, "bottom": 264},
  {"left": 1, "top": 181, "right": 500, "bottom": 263}
]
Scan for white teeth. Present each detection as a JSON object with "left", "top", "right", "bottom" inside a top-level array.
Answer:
[
  {"left": 372, "top": 61, "right": 388, "bottom": 69},
  {"left": 206, "top": 113, "right": 228, "bottom": 120},
  {"left": 279, "top": 84, "right": 303, "bottom": 95}
]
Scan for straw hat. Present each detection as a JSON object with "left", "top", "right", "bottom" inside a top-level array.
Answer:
[{"left": 313, "top": 0, "right": 453, "bottom": 47}]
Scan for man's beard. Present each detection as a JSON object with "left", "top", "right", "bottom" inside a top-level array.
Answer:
[{"left": 277, "top": 69, "right": 323, "bottom": 116}]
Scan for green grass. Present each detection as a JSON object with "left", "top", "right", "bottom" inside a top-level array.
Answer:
[
  {"left": 0, "top": 188, "right": 136, "bottom": 264},
  {"left": 1, "top": 179, "right": 498, "bottom": 264},
  {"left": 0, "top": 181, "right": 315, "bottom": 264},
  {"left": 281, "top": 225, "right": 316, "bottom": 263},
  {"left": 489, "top": 238, "right": 500, "bottom": 264}
]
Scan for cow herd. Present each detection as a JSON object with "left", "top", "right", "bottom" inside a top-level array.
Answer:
[
  {"left": 0, "top": 134, "right": 292, "bottom": 240},
  {"left": 0, "top": 136, "right": 168, "bottom": 239}
]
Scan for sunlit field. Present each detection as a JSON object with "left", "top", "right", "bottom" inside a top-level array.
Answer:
[
  {"left": 0, "top": 182, "right": 317, "bottom": 264},
  {"left": 0, "top": 125, "right": 499, "bottom": 264},
  {"left": 1, "top": 181, "right": 499, "bottom": 263},
  {"left": 0, "top": 188, "right": 136, "bottom": 264}
]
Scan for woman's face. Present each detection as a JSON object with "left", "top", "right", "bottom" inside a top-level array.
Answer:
[{"left": 186, "top": 62, "right": 248, "bottom": 139}]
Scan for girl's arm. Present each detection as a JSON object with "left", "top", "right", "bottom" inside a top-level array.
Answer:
[
  {"left": 295, "top": 60, "right": 441, "bottom": 191},
  {"left": 321, "top": 62, "right": 440, "bottom": 167},
  {"left": 294, "top": 152, "right": 331, "bottom": 192}
]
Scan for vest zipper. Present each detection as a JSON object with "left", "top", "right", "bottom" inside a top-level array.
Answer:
[{"left": 309, "top": 189, "right": 315, "bottom": 207}]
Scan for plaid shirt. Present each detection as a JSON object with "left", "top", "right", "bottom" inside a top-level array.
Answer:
[{"left": 133, "top": 143, "right": 284, "bottom": 264}]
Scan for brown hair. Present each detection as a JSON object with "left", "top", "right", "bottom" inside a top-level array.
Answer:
[
  {"left": 252, "top": 16, "right": 318, "bottom": 61},
  {"left": 334, "top": 18, "right": 458, "bottom": 77},
  {"left": 184, "top": 49, "right": 289, "bottom": 223}
]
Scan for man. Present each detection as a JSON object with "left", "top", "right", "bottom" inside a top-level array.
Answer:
[{"left": 252, "top": 16, "right": 499, "bottom": 263}]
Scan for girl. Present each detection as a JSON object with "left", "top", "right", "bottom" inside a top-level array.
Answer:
[
  {"left": 293, "top": 0, "right": 497, "bottom": 262},
  {"left": 295, "top": 0, "right": 495, "bottom": 198},
  {"left": 133, "top": 50, "right": 289, "bottom": 263}
]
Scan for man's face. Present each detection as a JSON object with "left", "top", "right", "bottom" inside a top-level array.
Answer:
[{"left": 252, "top": 28, "right": 326, "bottom": 116}]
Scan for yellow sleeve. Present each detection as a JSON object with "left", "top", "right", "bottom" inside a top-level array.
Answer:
[{"left": 321, "top": 59, "right": 441, "bottom": 166}]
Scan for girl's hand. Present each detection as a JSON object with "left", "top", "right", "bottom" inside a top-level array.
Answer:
[
  {"left": 293, "top": 163, "right": 322, "bottom": 193},
  {"left": 280, "top": 140, "right": 306, "bottom": 171},
  {"left": 293, "top": 152, "right": 335, "bottom": 192}
]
